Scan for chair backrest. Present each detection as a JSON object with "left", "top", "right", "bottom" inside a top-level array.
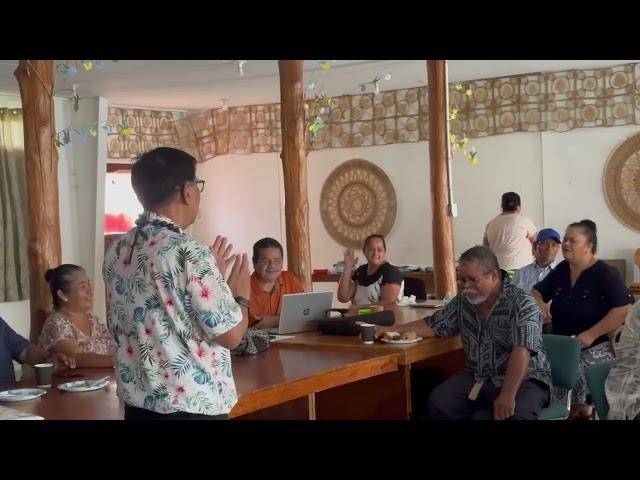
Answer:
[
  {"left": 402, "top": 276, "right": 427, "bottom": 300},
  {"left": 602, "top": 259, "right": 626, "bottom": 282},
  {"left": 585, "top": 362, "right": 613, "bottom": 420},
  {"left": 542, "top": 334, "right": 581, "bottom": 390}
]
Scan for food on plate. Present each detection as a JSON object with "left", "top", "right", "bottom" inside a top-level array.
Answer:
[
  {"left": 401, "top": 331, "right": 417, "bottom": 341},
  {"left": 381, "top": 331, "right": 418, "bottom": 342}
]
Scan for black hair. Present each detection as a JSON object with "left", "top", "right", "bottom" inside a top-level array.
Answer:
[
  {"left": 363, "top": 234, "right": 386, "bottom": 252},
  {"left": 131, "top": 147, "right": 197, "bottom": 210},
  {"left": 44, "top": 264, "right": 84, "bottom": 308},
  {"left": 252, "top": 237, "right": 284, "bottom": 264},
  {"left": 568, "top": 219, "right": 598, "bottom": 254},
  {"left": 501, "top": 192, "right": 521, "bottom": 212}
]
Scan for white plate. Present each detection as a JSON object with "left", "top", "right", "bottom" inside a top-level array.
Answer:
[
  {"left": 396, "top": 302, "right": 416, "bottom": 308},
  {"left": 57, "top": 379, "right": 110, "bottom": 393},
  {"left": 379, "top": 336, "right": 423, "bottom": 344},
  {"left": 0, "top": 388, "right": 46, "bottom": 402}
]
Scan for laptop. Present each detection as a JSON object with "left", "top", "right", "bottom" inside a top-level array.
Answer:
[{"left": 266, "top": 291, "right": 334, "bottom": 335}]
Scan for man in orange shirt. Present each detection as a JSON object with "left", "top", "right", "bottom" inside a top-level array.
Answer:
[{"left": 249, "top": 238, "right": 305, "bottom": 329}]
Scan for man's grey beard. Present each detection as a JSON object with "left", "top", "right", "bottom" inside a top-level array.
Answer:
[{"left": 463, "top": 290, "right": 489, "bottom": 305}]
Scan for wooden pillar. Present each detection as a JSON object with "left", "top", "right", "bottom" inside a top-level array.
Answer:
[
  {"left": 278, "top": 60, "right": 312, "bottom": 291},
  {"left": 427, "top": 60, "right": 457, "bottom": 298},
  {"left": 14, "top": 60, "right": 61, "bottom": 341}
]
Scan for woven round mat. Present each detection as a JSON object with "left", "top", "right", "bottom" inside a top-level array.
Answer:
[
  {"left": 320, "top": 159, "right": 397, "bottom": 249},
  {"left": 603, "top": 132, "right": 640, "bottom": 232}
]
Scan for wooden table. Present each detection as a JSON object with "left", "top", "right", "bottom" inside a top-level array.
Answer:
[
  {"left": 2, "top": 347, "right": 399, "bottom": 420},
  {"left": 273, "top": 305, "right": 464, "bottom": 419},
  {"left": 2, "top": 368, "right": 121, "bottom": 420},
  {"left": 278, "top": 306, "right": 461, "bottom": 365},
  {"left": 3, "top": 307, "right": 463, "bottom": 420},
  {"left": 230, "top": 347, "right": 397, "bottom": 418}
]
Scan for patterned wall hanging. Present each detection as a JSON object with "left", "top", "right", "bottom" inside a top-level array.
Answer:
[
  {"left": 320, "top": 159, "right": 397, "bottom": 249},
  {"left": 603, "top": 131, "right": 640, "bottom": 232},
  {"left": 106, "top": 108, "right": 184, "bottom": 159},
  {"left": 108, "top": 62, "right": 640, "bottom": 163}
]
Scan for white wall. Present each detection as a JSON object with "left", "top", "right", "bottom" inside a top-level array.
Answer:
[
  {"left": 0, "top": 301, "right": 30, "bottom": 338},
  {"left": 450, "top": 133, "right": 544, "bottom": 257},
  {"left": 55, "top": 97, "right": 81, "bottom": 267},
  {"left": 193, "top": 152, "right": 286, "bottom": 263},
  {"left": 53, "top": 96, "right": 109, "bottom": 319},
  {"left": 192, "top": 126, "right": 640, "bottom": 283},
  {"left": 308, "top": 144, "right": 433, "bottom": 268},
  {"left": 93, "top": 98, "right": 109, "bottom": 322},
  {"left": 0, "top": 93, "right": 21, "bottom": 108},
  {"left": 541, "top": 125, "right": 640, "bottom": 279},
  {"left": 192, "top": 144, "right": 434, "bottom": 268}
]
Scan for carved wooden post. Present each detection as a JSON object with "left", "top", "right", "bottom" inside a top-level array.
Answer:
[
  {"left": 15, "top": 60, "right": 61, "bottom": 340},
  {"left": 427, "top": 60, "right": 457, "bottom": 298},
  {"left": 278, "top": 60, "right": 312, "bottom": 291}
]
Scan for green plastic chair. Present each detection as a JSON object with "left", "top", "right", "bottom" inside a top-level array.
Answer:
[
  {"left": 538, "top": 334, "right": 581, "bottom": 420},
  {"left": 585, "top": 362, "right": 614, "bottom": 420}
]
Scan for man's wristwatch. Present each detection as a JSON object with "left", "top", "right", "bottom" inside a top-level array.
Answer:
[{"left": 235, "top": 296, "right": 250, "bottom": 309}]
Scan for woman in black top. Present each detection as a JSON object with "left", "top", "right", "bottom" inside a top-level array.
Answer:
[
  {"left": 532, "top": 219, "right": 632, "bottom": 416},
  {"left": 337, "top": 234, "right": 404, "bottom": 306}
]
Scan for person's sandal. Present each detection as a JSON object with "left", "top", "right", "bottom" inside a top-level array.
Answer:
[{"left": 569, "top": 403, "right": 594, "bottom": 420}]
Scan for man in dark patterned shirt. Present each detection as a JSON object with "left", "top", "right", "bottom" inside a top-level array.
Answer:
[{"left": 377, "top": 246, "right": 551, "bottom": 420}]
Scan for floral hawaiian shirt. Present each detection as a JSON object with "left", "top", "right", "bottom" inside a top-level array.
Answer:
[
  {"left": 39, "top": 311, "right": 114, "bottom": 355},
  {"left": 103, "top": 212, "right": 243, "bottom": 415}
]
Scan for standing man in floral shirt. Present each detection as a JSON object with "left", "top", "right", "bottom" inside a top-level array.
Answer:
[{"left": 103, "top": 147, "right": 250, "bottom": 419}]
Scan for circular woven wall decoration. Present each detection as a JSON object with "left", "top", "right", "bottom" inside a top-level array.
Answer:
[
  {"left": 603, "top": 132, "right": 640, "bottom": 232},
  {"left": 320, "top": 159, "right": 397, "bottom": 249}
]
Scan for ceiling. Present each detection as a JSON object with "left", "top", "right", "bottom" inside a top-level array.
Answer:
[{"left": 0, "top": 60, "right": 637, "bottom": 111}]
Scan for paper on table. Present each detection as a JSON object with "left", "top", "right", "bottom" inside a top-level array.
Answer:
[
  {"left": 412, "top": 299, "right": 445, "bottom": 308},
  {"left": 0, "top": 405, "right": 44, "bottom": 420},
  {"left": 268, "top": 334, "right": 297, "bottom": 342}
]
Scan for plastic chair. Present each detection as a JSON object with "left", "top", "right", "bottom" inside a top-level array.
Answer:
[
  {"left": 585, "top": 362, "right": 613, "bottom": 420},
  {"left": 538, "top": 334, "right": 581, "bottom": 420}
]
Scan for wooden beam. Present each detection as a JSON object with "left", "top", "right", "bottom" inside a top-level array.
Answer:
[
  {"left": 14, "top": 60, "right": 61, "bottom": 341},
  {"left": 427, "top": 60, "right": 457, "bottom": 298},
  {"left": 277, "top": 60, "right": 312, "bottom": 291}
]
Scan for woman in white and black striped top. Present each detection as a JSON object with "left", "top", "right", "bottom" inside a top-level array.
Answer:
[{"left": 337, "top": 234, "right": 404, "bottom": 306}]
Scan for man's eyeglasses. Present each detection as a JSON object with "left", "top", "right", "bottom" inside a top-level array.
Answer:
[
  {"left": 457, "top": 270, "right": 494, "bottom": 286},
  {"left": 194, "top": 179, "right": 205, "bottom": 193},
  {"left": 176, "top": 179, "right": 206, "bottom": 193}
]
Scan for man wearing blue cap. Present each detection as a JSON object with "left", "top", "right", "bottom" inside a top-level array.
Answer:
[{"left": 512, "top": 228, "right": 561, "bottom": 291}]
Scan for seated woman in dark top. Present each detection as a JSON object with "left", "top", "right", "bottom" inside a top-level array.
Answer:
[
  {"left": 337, "top": 234, "right": 404, "bottom": 306},
  {"left": 532, "top": 219, "right": 632, "bottom": 418}
]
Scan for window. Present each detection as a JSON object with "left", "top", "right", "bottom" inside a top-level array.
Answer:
[{"left": 105, "top": 165, "right": 141, "bottom": 234}]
